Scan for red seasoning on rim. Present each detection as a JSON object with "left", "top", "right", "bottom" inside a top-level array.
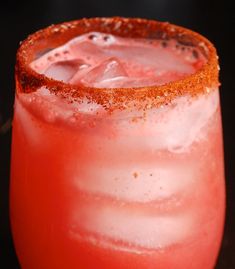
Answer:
[{"left": 16, "top": 17, "right": 219, "bottom": 110}]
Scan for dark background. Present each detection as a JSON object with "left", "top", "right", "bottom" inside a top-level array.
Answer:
[{"left": 0, "top": 0, "right": 234, "bottom": 268}]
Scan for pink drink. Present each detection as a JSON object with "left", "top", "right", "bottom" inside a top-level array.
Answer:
[
  {"left": 31, "top": 31, "right": 205, "bottom": 88},
  {"left": 11, "top": 18, "right": 225, "bottom": 269}
]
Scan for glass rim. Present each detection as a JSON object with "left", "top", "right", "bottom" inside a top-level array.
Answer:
[{"left": 16, "top": 17, "right": 220, "bottom": 111}]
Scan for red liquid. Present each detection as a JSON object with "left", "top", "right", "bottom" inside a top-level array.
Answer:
[{"left": 11, "top": 31, "right": 225, "bottom": 269}]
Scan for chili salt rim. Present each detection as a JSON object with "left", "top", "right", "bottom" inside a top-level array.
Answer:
[{"left": 16, "top": 17, "right": 220, "bottom": 111}]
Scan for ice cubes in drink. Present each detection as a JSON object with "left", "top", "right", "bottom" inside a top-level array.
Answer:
[
  {"left": 31, "top": 31, "right": 206, "bottom": 88},
  {"left": 71, "top": 198, "right": 195, "bottom": 250},
  {"left": 72, "top": 159, "right": 199, "bottom": 203},
  {"left": 77, "top": 57, "right": 128, "bottom": 87},
  {"left": 44, "top": 59, "right": 90, "bottom": 82}
]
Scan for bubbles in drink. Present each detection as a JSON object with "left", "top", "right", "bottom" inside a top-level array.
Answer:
[{"left": 87, "top": 32, "right": 116, "bottom": 45}]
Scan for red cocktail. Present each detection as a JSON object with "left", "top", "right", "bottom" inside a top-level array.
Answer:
[{"left": 11, "top": 18, "right": 225, "bottom": 269}]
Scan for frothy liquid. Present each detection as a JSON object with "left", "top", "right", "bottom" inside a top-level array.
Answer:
[{"left": 31, "top": 32, "right": 206, "bottom": 88}]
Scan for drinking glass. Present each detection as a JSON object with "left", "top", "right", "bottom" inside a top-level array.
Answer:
[{"left": 10, "top": 17, "right": 225, "bottom": 269}]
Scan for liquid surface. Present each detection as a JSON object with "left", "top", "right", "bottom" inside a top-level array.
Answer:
[{"left": 31, "top": 32, "right": 206, "bottom": 88}]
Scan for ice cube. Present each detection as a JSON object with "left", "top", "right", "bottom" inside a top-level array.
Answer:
[
  {"left": 72, "top": 161, "right": 198, "bottom": 203},
  {"left": 80, "top": 57, "right": 128, "bottom": 87},
  {"left": 96, "top": 77, "right": 160, "bottom": 88},
  {"left": 44, "top": 59, "right": 89, "bottom": 82},
  {"left": 104, "top": 43, "right": 193, "bottom": 74},
  {"left": 107, "top": 90, "right": 219, "bottom": 153},
  {"left": 71, "top": 200, "right": 195, "bottom": 249},
  {"left": 93, "top": 73, "right": 186, "bottom": 88}
]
